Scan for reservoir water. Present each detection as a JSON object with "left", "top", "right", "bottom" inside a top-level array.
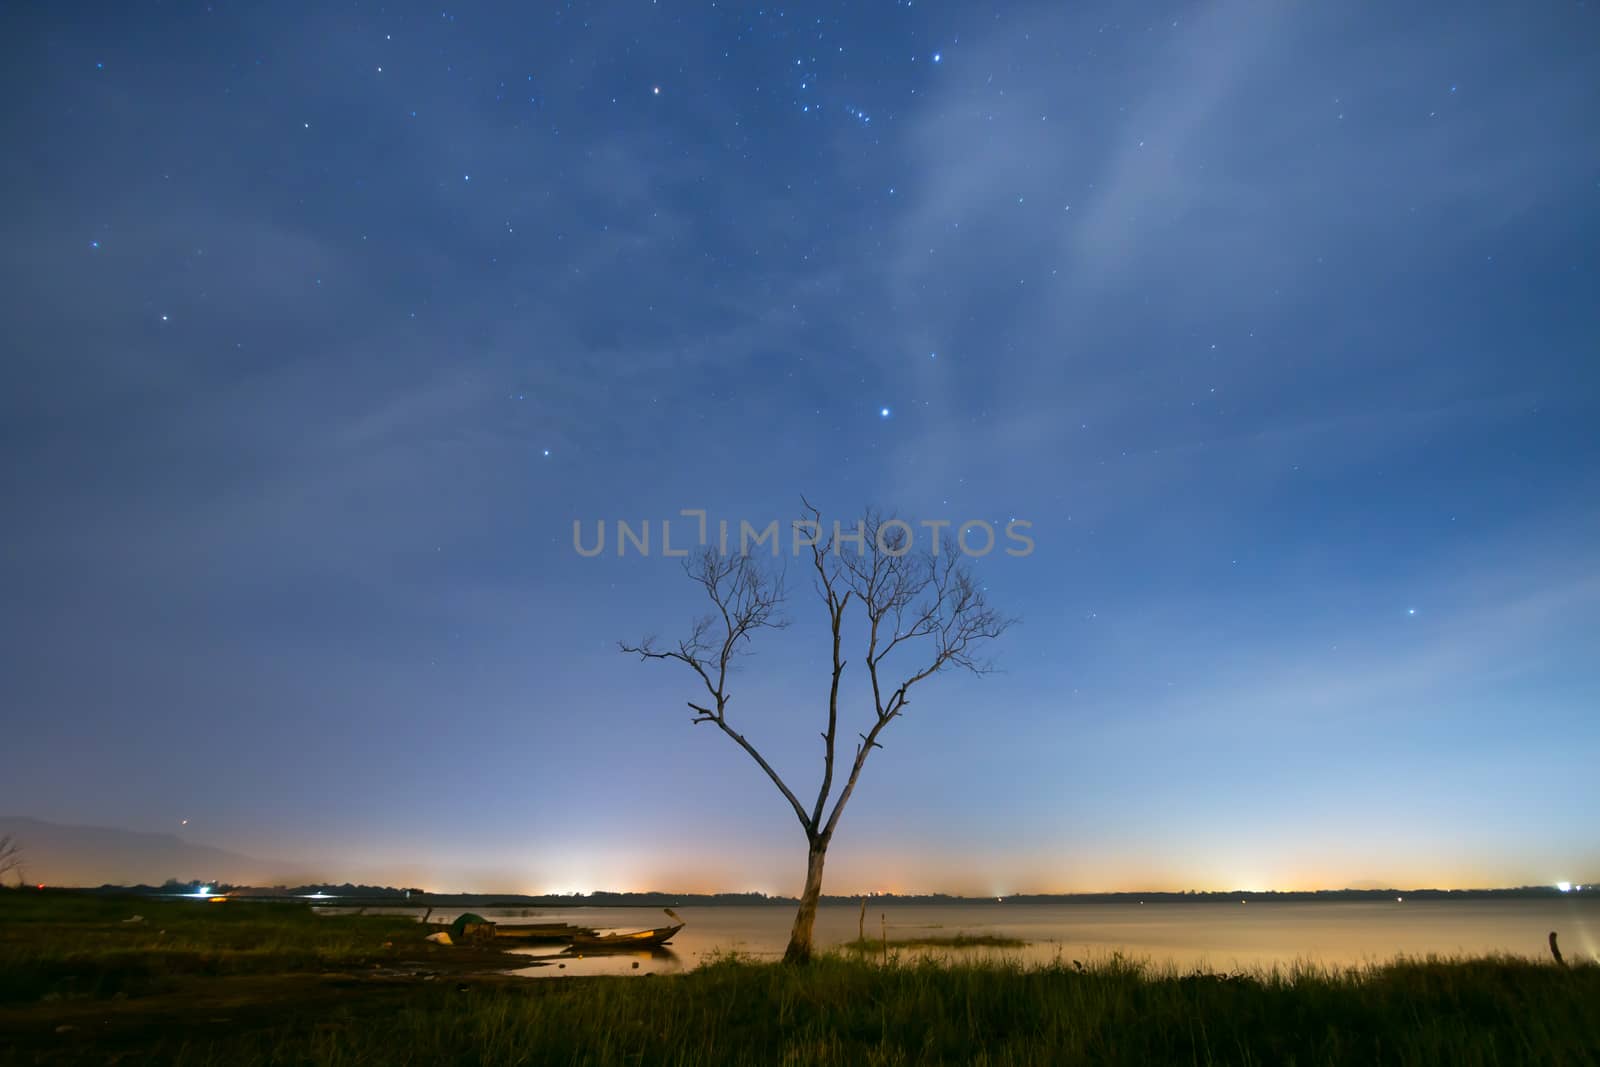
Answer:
[{"left": 404, "top": 898, "right": 1600, "bottom": 978}]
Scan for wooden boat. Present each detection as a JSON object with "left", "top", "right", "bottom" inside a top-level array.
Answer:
[
  {"left": 567, "top": 923, "right": 684, "bottom": 950},
  {"left": 491, "top": 922, "right": 596, "bottom": 942}
]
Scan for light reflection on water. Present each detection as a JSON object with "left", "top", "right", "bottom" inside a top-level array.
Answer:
[
  {"left": 511, "top": 944, "right": 685, "bottom": 978},
  {"left": 381, "top": 900, "right": 1600, "bottom": 979}
]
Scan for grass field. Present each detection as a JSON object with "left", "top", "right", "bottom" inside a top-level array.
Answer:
[{"left": 3, "top": 889, "right": 1597, "bottom": 1065}]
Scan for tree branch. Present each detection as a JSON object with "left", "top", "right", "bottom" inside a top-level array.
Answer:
[
  {"left": 621, "top": 505, "right": 1014, "bottom": 860},
  {"left": 820, "top": 520, "right": 1015, "bottom": 839},
  {"left": 621, "top": 548, "right": 813, "bottom": 835}
]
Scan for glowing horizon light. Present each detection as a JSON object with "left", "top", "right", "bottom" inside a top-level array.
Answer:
[{"left": 1557, "top": 881, "right": 1572, "bottom": 892}]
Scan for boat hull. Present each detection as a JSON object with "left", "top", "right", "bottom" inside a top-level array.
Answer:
[{"left": 567, "top": 923, "right": 684, "bottom": 950}]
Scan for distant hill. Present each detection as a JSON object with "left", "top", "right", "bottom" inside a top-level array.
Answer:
[{"left": 0, "top": 816, "right": 307, "bottom": 888}]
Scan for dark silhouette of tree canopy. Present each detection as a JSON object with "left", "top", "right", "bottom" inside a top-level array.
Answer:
[{"left": 622, "top": 502, "right": 1012, "bottom": 963}]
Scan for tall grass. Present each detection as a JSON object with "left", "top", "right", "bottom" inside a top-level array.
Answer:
[{"left": 137, "top": 952, "right": 1599, "bottom": 1066}]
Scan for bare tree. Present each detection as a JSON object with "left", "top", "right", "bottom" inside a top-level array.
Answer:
[
  {"left": 0, "top": 835, "right": 22, "bottom": 887},
  {"left": 622, "top": 503, "right": 1012, "bottom": 963}
]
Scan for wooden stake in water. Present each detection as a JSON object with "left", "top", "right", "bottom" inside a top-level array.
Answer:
[{"left": 859, "top": 898, "right": 867, "bottom": 942}]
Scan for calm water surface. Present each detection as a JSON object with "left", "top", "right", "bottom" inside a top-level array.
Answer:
[{"left": 409, "top": 899, "right": 1600, "bottom": 978}]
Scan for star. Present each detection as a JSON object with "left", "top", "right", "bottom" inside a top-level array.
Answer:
[
  {"left": 879, "top": 407, "right": 891, "bottom": 418},
  {"left": 652, "top": 86, "right": 661, "bottom": 95},
  {"left": 932, "top": 52, "right": 942, "bottom": 63},
  {"left": 1407, "top": 608, "right": 1417, "bottom": 616}
]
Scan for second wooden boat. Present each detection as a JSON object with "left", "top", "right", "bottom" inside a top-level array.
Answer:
[{"left": 567, "top": 922, "right": 684, "bottom": 949}]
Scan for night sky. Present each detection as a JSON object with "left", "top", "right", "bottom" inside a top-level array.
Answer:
[{"left": 3, "top": 1, "right": 1597, "bottom": 895}]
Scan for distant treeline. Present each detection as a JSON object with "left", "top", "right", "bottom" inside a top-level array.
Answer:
[{"left": 70, "top": 882, "right": 1592, "bottom": 908}]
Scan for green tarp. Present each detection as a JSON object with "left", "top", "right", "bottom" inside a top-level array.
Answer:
[{"left": 449, "top": 912, "right": 490, "bottom": 940}]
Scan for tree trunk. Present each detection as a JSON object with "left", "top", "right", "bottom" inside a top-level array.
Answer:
[{"left": 782, "top": 841, "right": 828, "bottom": 964}]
